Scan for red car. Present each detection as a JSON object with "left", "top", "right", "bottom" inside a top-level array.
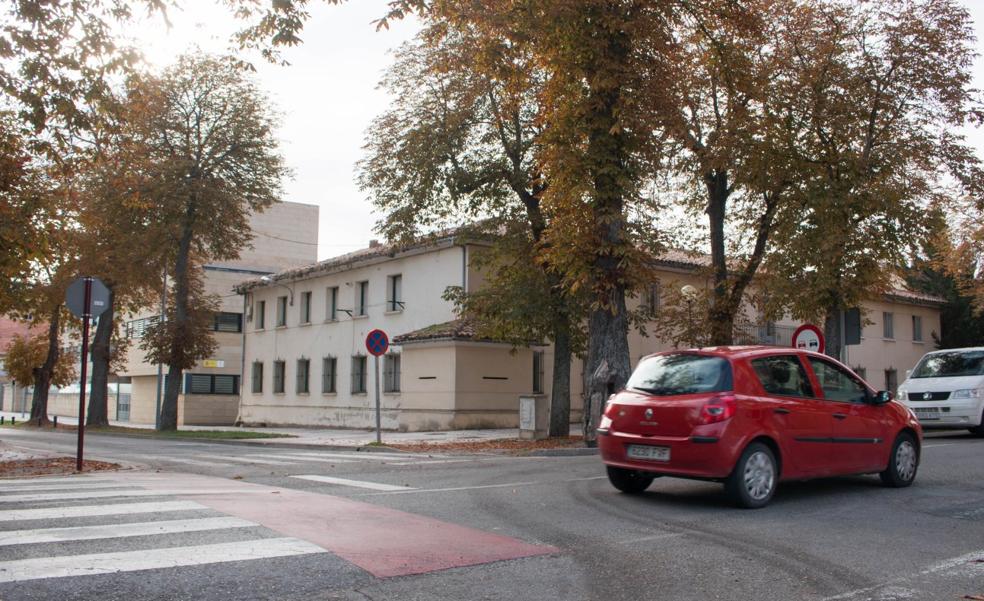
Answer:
[{"left": 598, "top": 346, "right": 922, "bottom": 508}]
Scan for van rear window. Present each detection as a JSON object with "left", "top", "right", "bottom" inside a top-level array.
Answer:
[
  {"left": 911, "top": 351, "right": 984, "bottom": 378},
  {"left": 627, "top": 354, "right": 732, "bottom": 396}
]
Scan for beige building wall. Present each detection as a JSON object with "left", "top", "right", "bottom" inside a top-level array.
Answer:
[
  {"left": 238, "top": 243, "right": 475, "bottom": 429},
  {"left": 120, "top": 201, "right": 319, "bottom": 425}
]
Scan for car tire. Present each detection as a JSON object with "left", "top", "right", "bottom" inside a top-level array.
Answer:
[
  {"left": 879, "top": 432, "right": 919, "bottom": 487},
  {"left": 606, "top": 466, "right": 655, "bottom": 494},
  {"left": 968, "top": 409, "right": 984, "bottom": 437},
  {"left": 725, "top": 442, "right": 777, "bottom": 509}
]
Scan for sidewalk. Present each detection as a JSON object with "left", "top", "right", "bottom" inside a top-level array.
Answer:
[{"left": 0, "top": 410, "right": 586, "bottom": 450}]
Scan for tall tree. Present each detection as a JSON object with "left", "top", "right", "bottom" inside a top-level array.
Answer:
[
  {"left": 359, "top": 30, "right": 585, "bottom": 436},
  {"left": 762, "top": 0, "right": 984, "bottom": 360},
  {"left": 118, "top": 54, "right": 287, "bottom": 431}
]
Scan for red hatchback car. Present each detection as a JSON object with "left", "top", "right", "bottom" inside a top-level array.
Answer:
[{"left": 598, "top": 346, "right": 922, "bottom": 508}]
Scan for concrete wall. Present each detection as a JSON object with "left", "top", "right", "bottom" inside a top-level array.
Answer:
[{"left": 451, "top": 343, "right": 534, "bottom": 429}]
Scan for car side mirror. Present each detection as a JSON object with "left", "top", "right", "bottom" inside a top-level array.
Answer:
[{"left": 871, "top": 390, "right": 893, "bottom": 405}]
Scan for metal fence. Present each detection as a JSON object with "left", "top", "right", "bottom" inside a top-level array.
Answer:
[{"left": 734, "top": 323, "right": 797, "bottom": 347}]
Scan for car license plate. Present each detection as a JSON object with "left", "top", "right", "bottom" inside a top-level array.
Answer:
[
  {"left": 914, "top": 408, "right": 941, "bottom": 420},
  {"left": 626, "top": 445, "right": 670, "bottom": 462}
]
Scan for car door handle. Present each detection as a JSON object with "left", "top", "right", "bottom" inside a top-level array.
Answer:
[
  {"left": 773, "top": 408, "right": 791, "bottom": 415},
  {"left": 833, "top": 413, "right": 848, "bottom": 420}
]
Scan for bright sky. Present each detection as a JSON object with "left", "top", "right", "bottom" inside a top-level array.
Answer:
[{"left": 129, "top": 1, "right": 984, "bottom": 261}]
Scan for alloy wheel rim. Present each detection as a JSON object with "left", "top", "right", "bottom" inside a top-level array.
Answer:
[
  {"left": 895, "top": 441, "right": 917, "bottom": 481},
  {"left": 743, "top": 451, "right": 775, "bottom": 500}
]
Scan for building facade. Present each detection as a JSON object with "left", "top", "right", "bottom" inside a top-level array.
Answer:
[
  {"left": 238, "top": 238, "right": 943, "bottom": 431},
  {"left": 40, "top": 201, "right": 320, "bottom": 426}
]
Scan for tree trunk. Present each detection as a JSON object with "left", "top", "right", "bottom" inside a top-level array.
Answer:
[
  {"left": 824, "top": 311, "right": 843, "bottom": 362},
  {"left": 706, "top": 169, "right": 734, "bottom": 346},
  {"left": 159, "top": 205, "right": 195, "bottom": 431},
  {"left": 548, "top": 324, "right": 572, "bottom": 438},
  {"left": 87, "top": 287, "right": 114, "bottom": 426},
  {"left": 29, "top": 307, "right": 60, "bottom": 425}
]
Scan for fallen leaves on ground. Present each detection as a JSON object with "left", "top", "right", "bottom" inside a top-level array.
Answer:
[
  {"left": 0, "top": 457, "right": 120, "bottom": 477},
  {"left": 385, "top": 436, "right": 587, "bottom": 454}
]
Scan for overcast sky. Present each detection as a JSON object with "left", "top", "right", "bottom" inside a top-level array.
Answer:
[{"left": 131, "top": 1, "right": 984, "bottom": 261}]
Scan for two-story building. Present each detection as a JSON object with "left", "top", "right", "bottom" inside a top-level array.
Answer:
[{"left": 237, "top": 234, "right": 944, "bottom": 431}]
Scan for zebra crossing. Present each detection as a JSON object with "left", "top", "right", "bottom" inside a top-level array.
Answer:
[{"left": 0, "top": 475, "right": 326, "bottom": 583}]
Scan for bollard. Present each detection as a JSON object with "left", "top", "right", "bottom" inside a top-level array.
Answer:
[
  {"left": 1, "top": 416, "right": 4, "bottom": 425},
  {"left": 11, "top": 416, "right": 15, "bottom": 425},
  {"left": 53, "top": 415, "right": 58, "bottom": 428}
]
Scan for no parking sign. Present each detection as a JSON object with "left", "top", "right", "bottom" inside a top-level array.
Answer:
[{"left": 365, "top": 329, "right": 389, "bottom": 356}]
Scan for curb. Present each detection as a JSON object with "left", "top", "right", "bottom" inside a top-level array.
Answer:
[{"left": 524, "top": 447, "right": 599, "bottom": 457}]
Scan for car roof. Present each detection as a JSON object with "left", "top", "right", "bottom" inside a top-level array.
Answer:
[
  {"left": 645, "top": 345, "right": 832, "bottom": 362},
  {"left": 921, "top": 347, "right": 984, "bottom": 355}
]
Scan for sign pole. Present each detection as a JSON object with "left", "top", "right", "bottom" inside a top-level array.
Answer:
[
  {"left": 76, "top": 277, "right": 92, "bottom": 472},
  {"left": 374, "top": 355, "right": 382, "bottom": 445}
]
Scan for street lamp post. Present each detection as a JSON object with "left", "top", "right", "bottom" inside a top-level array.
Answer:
[{"left": 681, "top": 285, "right": 698, "bottom": 348}]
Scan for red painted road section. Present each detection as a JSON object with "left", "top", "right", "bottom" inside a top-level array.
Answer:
[
  {"left": 192, "top": 487, "right": 557, "bottom": 577},
  {"left": 101, "top": 473, "right": 557, "bottom": 578}
]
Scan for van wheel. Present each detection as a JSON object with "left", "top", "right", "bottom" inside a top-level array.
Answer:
[
  {"left": 606, "top": 466, "right": 655, "bottom": 494},
  {"left": 725, "top": 442, "right": 777, "bottom": 509},
  {"left": 879, "top": 432, "right": 918, "bottom": 487}
]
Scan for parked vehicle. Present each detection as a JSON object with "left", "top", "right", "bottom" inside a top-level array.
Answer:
[
  {"left": 897, "top": 347, "right": 984, "bottom": 435},
  {"left": 598, "top": 346, "right": 922, "bottom": 508}
]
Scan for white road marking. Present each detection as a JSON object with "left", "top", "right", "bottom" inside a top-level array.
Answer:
[
  {"left": 0, "top": 516, "right": 256, "bottom": 546},
  {"left": 284, "top": 451, "right": 435, "bottom": 461},
  {"left": 360, "top": 476, "right": 607, "bottom": 496},
  {"left": 617, "top": 532, "right": 687, "bottom": 545},
  {"left": 0, "top": 489, "right": 263, "bottom": 503},
  {"left": 0, "top": 501, "right": 207, "bottom": 521},
  {"left": 291, "top": 475, "right": 415, "bottom": 491},
  {"left": 151, "top": 457, "right": 221, "bottom": 467},
  {"left": 0, "top": 537, "right": 326, "bottom": 582},
  {"left": 0, "top": 475, "right": 117, "bottom": 486},
  {"left": 0, "top": 482, "right": 136, "bottom": 493},
  {"left": 821, "top": 549, "right": 984, "bottom": 600},
  {"left": 209, "top": 455, "right": 295, "bottom": 466},
  {"left": 0, "top": 501, "right": 208, "bottom": 522},
  {"left": 250, "top": 454, "right": 355, "bottom": 464}
]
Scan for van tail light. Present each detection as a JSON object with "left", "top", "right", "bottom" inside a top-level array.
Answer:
[{"left": 699, "top": 395, "right": 737, "bottom": 425}]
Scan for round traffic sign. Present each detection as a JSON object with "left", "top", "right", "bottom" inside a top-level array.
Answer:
[
  {"left": 366, "top": 329, "right": 389, "bottom": 356},
  {"left": 792, "top": 324, "right": 825, "bottom": 354}
]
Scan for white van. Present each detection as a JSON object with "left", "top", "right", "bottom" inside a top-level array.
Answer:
[{"left": 898, "top": 347, "right": 984, "bottom": 435}]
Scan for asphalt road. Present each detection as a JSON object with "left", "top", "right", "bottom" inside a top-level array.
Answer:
[{"left": 1, "top": 427, "right": 982, "bottom": 601}]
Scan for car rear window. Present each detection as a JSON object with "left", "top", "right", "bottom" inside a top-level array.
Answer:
[
  {"left": 626, "top": 354, "right": 733, "bottom": 396},
  {"left": 911, "top": 350, "right": 984, "bottom": 378}
]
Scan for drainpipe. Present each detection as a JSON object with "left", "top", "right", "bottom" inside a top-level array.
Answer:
[{"left": 461, "top": 244, "right": 468, "bottom": 291}]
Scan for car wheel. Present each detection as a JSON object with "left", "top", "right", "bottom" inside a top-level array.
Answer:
[
  {"left": 968, "top": 409, "right": 984, "bottom": 437},
  {"left": 879, "top": 432, "right": 919, "bottom": 487},
  {"left": 725, "top": 442, "right": 777, "bottom": 509},
  {"left": 606, "top": 466, "right": 655, "bottom": 494}
]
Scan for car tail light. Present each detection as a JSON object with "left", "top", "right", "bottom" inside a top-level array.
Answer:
[{"left": 699, "top": 395, "right": 737, "bottom": 425}]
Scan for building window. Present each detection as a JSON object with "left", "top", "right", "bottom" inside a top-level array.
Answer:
[
  {"left": 356, "top": 281, "right": 369, "bottom": 316},
  {"left": 256, "top": 300, "right": 265, "bottom": 330},
  {"left": 533, "top": 350, "right": 545, "bottom": 394},
  {"left": 273, "top": 360, "right": 285, "bottom": 394},
  {"left": 387, "top": 274, "right": 403, "bottom": 312},
  {"left": 883, "top": 312, "right": 894, "bottom": 339},
  {"left": 300, "top": 291, "right": 312, "bottom": 324},
  {"left": 384, "top": 353, "right": 401, "bottom": 392},
  {"left": 351, "top": 355, "right": 367, "bottom": 393},
  {"left": 251, "top": 361, "right": 263, "bottom": 393},
  {"left": 276, "top": 296, "right": 288, "bottom": 327},
  {"left": 185, "top": 374, "right": 239, "bottom": 395},
  {"left": 212, "top": 312, "right": 242, "bottom": 333},
  {"left": 885, "top": 368, "right": 898, "bottom": 395},
  {"left": 327, "top": 286, "right": 338, "bottom": 321},
  {"left": 643, "top": 282, "right": 660, "bottom": 317},
  {"left": 296, "top": 358, "right": 310, "bottom": 394},
  {"left": 322, "top": 356, "right": 337, "bottom": 393},
  {"left": 125, "top": 316, "right": 159, "bottom": 339},
  {"left": 912, "top": 315, "right": 923, "bottom": 342}
]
